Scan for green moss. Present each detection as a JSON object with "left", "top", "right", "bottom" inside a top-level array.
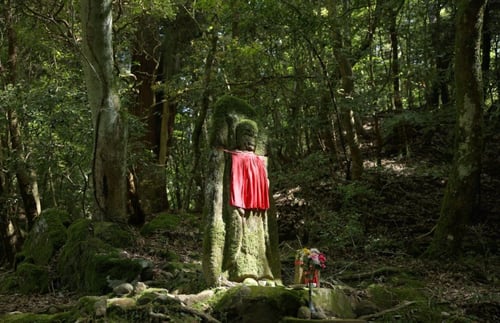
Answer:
[
  {"left": 312, "top": 287, "right": 356, "bottom": 318},
  {"left": 214, "top": 286, "right": 304, "bottom": 322},
  {"left": 136, "top": 292, "right": 157, "bottom": 305},
  {"left": 210, "top": 95, "right": 257, "bottom": 148},
  {"left": 0, "top": 311, "right": 76, "bottom": 322},
  {"left": 57, "top": 219, "right": 143, "bottom": 293},
  {"left": 94, "top": 221, "right": 135, "bottom": 248},
  {"left": 16, "top": 263, "right": 49, "bottom": 294},
  {"left": 367, "top": 275, "right": 448, "bottom": 322},
  {"left": 156, "top": 249, "right": 180, "bottom": 262},
  {"left": 77, "top": 295, "right": 107, "bottom": 316},
  {"left": 17, "top": 208, "right": 70, "bottom": 266},
  {"left": 140, "top": 213, "right": 181, "bottom": 236},
  {"left": 202, "top": 218, "right": 226, "bottom": 285},
  {"left": 0, "top": 272, "right": 18, "bottom": 292}
]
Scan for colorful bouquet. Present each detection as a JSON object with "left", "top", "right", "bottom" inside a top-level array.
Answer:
[{"left": 295, "top": 248, "right": 326, "bottom": 287}]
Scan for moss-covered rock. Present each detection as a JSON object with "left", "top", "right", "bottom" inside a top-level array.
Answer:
[
  {"left": 16, "top": 262, "right": 50, "bottom": 294},
  {"left": 140, "top": 212, "right": 181, "bottom": 236},
  {"left": 0, "top": 311, "right": 76, "bottom": 322},
  {"left": 213, "top": 285, "right": 305, "bottom": 323},
  {"left": 57, "top": 219, "right": 144, "bottom": 293},
  {"left": 0, "top": 271, "right": 18, "bottom": 293},
  {"left": 77, "top": 295, "right": 108, "bottom": 317},
  {"left": 17, "top": 208, "right": 70, "bottom": 266},
  {"left": 364, "top": 274, "right": 447, "bottom": 321},
  {"left": 93, "top": 221, "right": 136, "bottom": 248},
  {"left": 311, "top": 287, "right": 357, "bottom": 318}
]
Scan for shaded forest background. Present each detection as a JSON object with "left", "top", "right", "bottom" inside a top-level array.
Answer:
[{"left": 0, "top": 0, "right": 499, "bottom": 321}]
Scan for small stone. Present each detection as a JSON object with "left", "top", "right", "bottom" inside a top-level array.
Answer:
[
  {"left": 242, "top": 277, "right": 259, "bottom": 286},
  {"left": 94, "top": 298, "right": 107, "bottom": 317},
  {"left": 266, "top": 280, "right": 277, "bottom": 287},
  {"left": 311, "top": 305, "right": 327, "bottom": 319},
  {"left": 107, "top": 297, "right": 136, "bottom": 309},
  {"left": 113, "top": 283, "right": 134, "bottom": 296},
  {"left": 297, "top": 305, "right": 311, "bottom": 319},
  {"left": 177, "top": 289, "right": 215, "bottom": 307},
  {"left": 134, "top": 281, "right": 147, "bottom": 293}
]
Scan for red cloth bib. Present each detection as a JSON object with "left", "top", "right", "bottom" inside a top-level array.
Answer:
[{"left": 230, "top": 151, "right": 270, "bottom": 210}]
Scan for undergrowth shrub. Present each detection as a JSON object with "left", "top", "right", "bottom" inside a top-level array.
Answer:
[
  {"left": 307, "top": 182, "right": 377, "bottom": 251},
  {"left": 381, "top": 109, "right": 454, "bottom": 159}
]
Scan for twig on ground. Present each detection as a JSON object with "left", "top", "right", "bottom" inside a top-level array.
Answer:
[
  {"left": 337, "top": 266, "right": 401, "bottom": 281},
  {"left": 358, "top": 300, "right": 417, "bottom": 320}
]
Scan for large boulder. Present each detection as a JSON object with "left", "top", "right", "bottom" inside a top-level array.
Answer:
[
  {"left": 13, "top": 209, "right": 71, "bottom": 293},
  {"left": 17, "top": 208, "right": 71, "bottom": 266},
  {"left": 57, "top": 218, "right": 146, "bottom": 293}
]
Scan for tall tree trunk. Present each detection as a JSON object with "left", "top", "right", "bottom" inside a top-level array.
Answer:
[
  {"left": 427, "top": 0, "right": 486, "bottom": 258},
  {"left": 157, "top": 7, "right": 200, "bottom": 209},
  {"left": 387, "top": 0, "right": 410, "bottom": 157},
  {"left": 80, "top": 0, "right": 127, "bottom": 223},
  {"left": 0, "top": 0, "right": 40, "bottom": 266},
  {"left": 389, "top": 3, "right": 404, "bottom": 112},
  {"left": 128, "top": 14, "right": 164, "bottom": 220},
  {"left": 189, "top": 28, "right": 218, "bottom": 212},
  {"left": 329, "top": 0, "right": 363, "bottom": 180},
  {"left": 4, "top": 0, "right": 41, "bottom": 229}
]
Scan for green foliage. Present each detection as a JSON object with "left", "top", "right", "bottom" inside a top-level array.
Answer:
[
  {"left": 125, "top": 0, "right": 176, "bottom": 19},
  {"left": 273, "top": 151, "right": 332, "bottom": 190},
  {"left": 381, "top": 109, "right": 455, "bottom": 158},
  {"left": 306, "top": 182, "right": 378, "bottom": 251},
  {"left": 0, "top": 76, "right": 92, "bottom": 216}
]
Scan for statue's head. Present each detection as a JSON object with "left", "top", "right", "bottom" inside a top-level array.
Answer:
[{"left": 235, "top": 120, "right": 258, "bottom": 152}]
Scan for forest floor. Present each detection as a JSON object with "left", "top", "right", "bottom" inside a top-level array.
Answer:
[{"left": 0, "top": 132, "right": 499, "bottom": 321}]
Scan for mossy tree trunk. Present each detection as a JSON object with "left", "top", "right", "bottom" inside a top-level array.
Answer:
[
  {"left": 80, "top": 0, "right": 127, "bottom": 222},
  {"left": 427, "top": 0, "right": 487, "bottom": 258},
  {"left": 202, "top": 149, "right": 226, "bottom": 286}
]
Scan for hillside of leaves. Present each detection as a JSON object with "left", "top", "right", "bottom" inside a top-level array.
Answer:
[{"left": 272, "top": 110, "right": 499, "bottom": 321}]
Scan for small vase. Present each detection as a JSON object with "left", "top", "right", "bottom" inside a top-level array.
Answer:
[
  {"left": 293, "top": 260, "right": 304, "bottom": 284},
  {"left": 303, "top": 269, "right": 320, "bottom": 287}
]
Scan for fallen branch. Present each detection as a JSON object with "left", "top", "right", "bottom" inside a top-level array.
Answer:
[
  {"left": 177, "top": 305, "right": 221, "bottom": 323},
  {"left": 337, "top": 266, "right": 401, "bottom": 281},
  {"left": 415, "top": 224, "right": 437, "bottom": 240},
  {"left": 358, "top": 300, "right": 417, "bottom": 320}
]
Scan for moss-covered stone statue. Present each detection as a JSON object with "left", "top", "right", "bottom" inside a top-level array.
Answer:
[{"left": 202, "top": 95, "right": 281, "bottom": 286}]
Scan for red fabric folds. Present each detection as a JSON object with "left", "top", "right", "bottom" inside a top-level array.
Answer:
[{"left": 230, "top": 151, "right": 270, "bottom": 210}]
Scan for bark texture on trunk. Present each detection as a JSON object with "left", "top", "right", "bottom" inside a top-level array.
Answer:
[
  {"left": 81, "top": 0, "right": 127, "bottom": 222},
  {"left": 427, "top": 0, "right": 486, "bottom": 258}
]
